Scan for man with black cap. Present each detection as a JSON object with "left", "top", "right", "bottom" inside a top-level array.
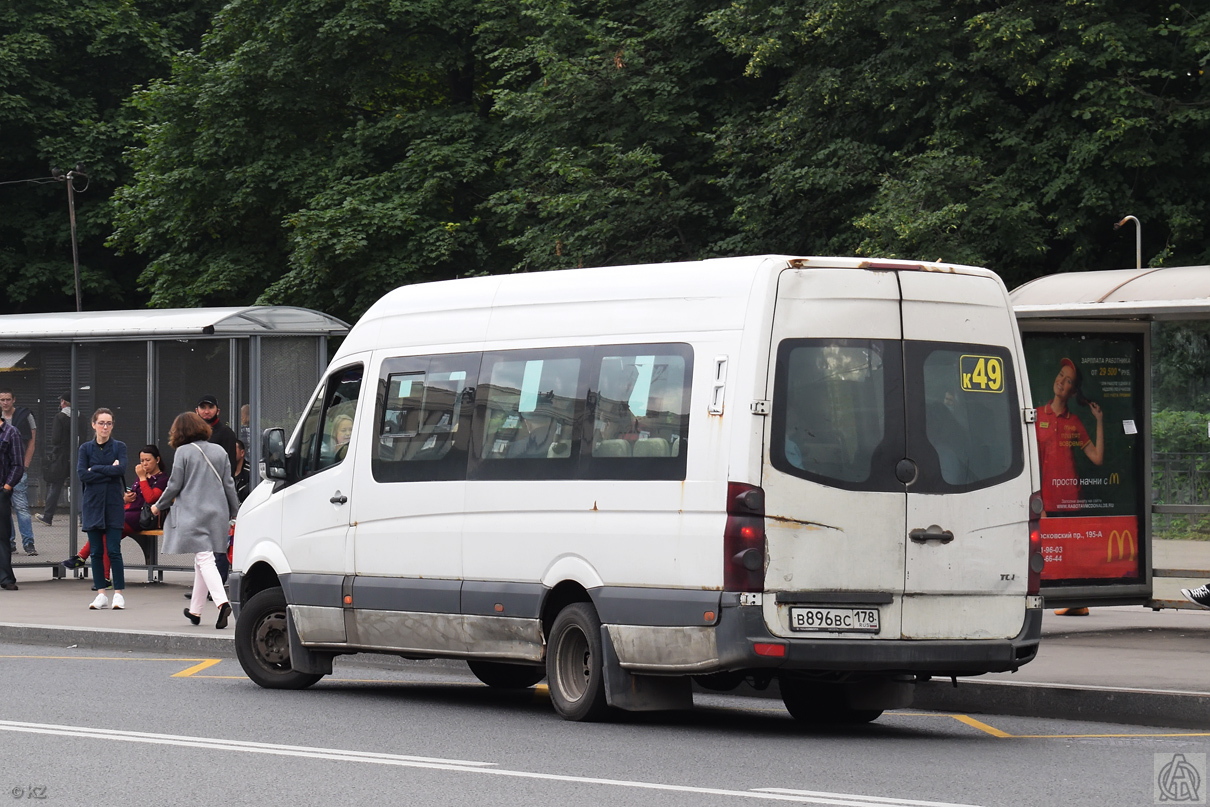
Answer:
[
  {"left": 37, "top": 394, "right": 73, "bottom": 526},
  {"left": 0, "top": 410, "right": 25, "bottom": 590},
  {"left": 195, "top": 395, "right": 238, "bottom": 476}
]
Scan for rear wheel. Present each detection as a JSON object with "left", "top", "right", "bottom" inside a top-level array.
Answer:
[
  {"left": 235, "top": 587, "right": 324, "bottom": 690},
  {"left": 467, "top": 660, "right": 546, "bottom": 689},
  {"left": 779, "top": 679, "right": 882, "bottom": 725},
  {"left": 546, "top": 602, "right": 610, "bottom": 721}
]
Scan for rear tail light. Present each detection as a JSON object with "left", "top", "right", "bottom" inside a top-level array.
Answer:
[
  {"left": 1027, "top": 490, "right": 1044, "bottom": 595},
  {"left": 724, "top": 482, "right": 765, "bottom": 592}
]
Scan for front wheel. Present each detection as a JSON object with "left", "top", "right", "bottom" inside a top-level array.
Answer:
[
  {"left": 235, "top": 587, "right": 324, "bottom": 690},
  {"left": 467, "top": 660, "right": 546, "bottom": 689},
  {"left": 546, "top": 602, "right": 610, "bottom": 721}
]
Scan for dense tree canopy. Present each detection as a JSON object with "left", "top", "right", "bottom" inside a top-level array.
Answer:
[
  {"left": 6, "top": 0, "right": 1210, "bottom": 319},
  {"left": 0, "top": 0, "right": 220, "bottom": 312},
  {"left": 110, "top": 0, "right": 501, "bottom": 317},
  {"left": 705, "top": 0, "right": 1210, "bottom": 288}
]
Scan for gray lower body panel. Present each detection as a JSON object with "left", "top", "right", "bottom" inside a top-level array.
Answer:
[{"left": 278, "top": 574, "right": 1041, "bottom": 677}]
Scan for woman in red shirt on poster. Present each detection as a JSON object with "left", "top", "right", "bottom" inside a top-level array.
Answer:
[
  {"left": 1035, "top": 357, "right": 1105, "bottom": 616},
  {"left": 1035, "top": 357, "right": 1105, "bottom": 516}
]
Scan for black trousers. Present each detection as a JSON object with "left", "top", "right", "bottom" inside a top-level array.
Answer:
[
  {"left": 0, "top": 491, "right": 14, "bottom": 586},
  {"left": 42, "top": 476, "right": 67, "bottom": 523}
]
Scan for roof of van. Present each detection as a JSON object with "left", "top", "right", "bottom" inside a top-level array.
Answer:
[{"left": 334, "top": 255, "right": 996, "bottom": 359}]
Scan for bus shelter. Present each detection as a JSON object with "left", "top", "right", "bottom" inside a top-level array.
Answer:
[
  {"left": 0, "top": 306, "right": 348, "bottom": 577},
  {"left": 1011, "top": 265, "right": 1210, "bottom": 608}
]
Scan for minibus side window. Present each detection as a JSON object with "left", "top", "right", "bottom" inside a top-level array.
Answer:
[
  {"left": 298, "top": 365, "right": 363, "bottom": 478},
  {"left": 372, "top": 354, "right": 478, "bottom": 483},
  {"left": 295, "top": 391, "right": 325, "bottom": 479},
  {"left": 479, "top": 356, "right": 581, "bottom": 462},
  {"left": 580, "top": 344, "right": 691, "bottom": 481}
]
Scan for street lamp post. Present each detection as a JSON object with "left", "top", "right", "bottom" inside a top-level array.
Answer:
[
  {"left": 1114, "top": 215, "right": 1142, "bottom": 270},
  {"left": 52, "top": 164, "right": 88, "bottom": 312}
]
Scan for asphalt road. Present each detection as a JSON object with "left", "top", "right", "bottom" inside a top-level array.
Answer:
[{"left": 2, "top": 643, "right": 1207, "bottom": 807}]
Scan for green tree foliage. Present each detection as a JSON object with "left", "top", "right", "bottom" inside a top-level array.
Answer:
[
  {"left": 704, "top": 0, "right": 1210, "bottom": 287},
  {"left": 482, "top": 0, "right": 754, "bottom": 271},
  {"left": 35, "top": 0, "right": 1210, "bottom": 320},
  {"left": 0, "top": 0, "right": 219, "bottom": 313},
  {"left": 111, "top": 0, "right": 502, "bottom": 319}
]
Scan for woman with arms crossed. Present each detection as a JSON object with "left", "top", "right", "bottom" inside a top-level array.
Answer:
[
  {"left": 152, "top": 412, "right": 240, "bottom": 629},
  {"left": 79, "top": 408, "right": 127, "bottom": 610}
]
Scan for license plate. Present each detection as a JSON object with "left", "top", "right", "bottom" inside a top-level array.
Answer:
[{"left": 789, "top": 606, "right": 881, "bottom": 634}]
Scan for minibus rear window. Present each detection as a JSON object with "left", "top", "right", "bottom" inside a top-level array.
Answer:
[
  {"left": 770, "top": 339, "right": 1022, "bottom": 493},
  {"left": 905, "top": 341, "right": 1023, "bottom": 493},
  {"left": 770, "top": 340, "right": 905, "bottom": 491}
]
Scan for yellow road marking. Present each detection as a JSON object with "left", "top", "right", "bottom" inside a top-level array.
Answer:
[
  {"left": 0, "top": 655, "right": 197, "bottom": 661},
  {"left": 172, "top": 659, "right": 223, "bottom": 677},
  {"left": 951, "top": 714, "right": 1013, "bottom": 737},
  {"left": 1010, "top": 731, "right": 1210, "bottom": 739}
]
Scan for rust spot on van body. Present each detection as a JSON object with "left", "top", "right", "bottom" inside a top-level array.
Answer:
[
  {"left": 857, "top": 260, "right": 957, "bottom": 273},
  {"left": 591, "top": 501, "right": 598, "bottom": 511},
  {"left": 767, "top": 514, "right": 843, "bottom": 531}
]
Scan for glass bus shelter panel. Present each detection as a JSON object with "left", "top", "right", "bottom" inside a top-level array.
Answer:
[
  {"left": 259, "top": 336, "right": 322, "bottom": 434},
  {"left": 1151, "top": 320, "right": 1210, "bottom": 540},
  {"left": 155, "top": 339, "right": 232, "bottom": 468},
  {"left": 84, "top": 341, "right": 150, "bottom": 447}
]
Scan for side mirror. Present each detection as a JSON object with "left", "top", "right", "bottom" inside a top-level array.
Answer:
[{"left": 262, "top": 428, "right": 288, "bottom": 481}]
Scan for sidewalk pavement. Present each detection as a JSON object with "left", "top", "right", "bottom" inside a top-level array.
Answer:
[{"left": 2, "top": 543, "right": 1209, "bottom": 729}]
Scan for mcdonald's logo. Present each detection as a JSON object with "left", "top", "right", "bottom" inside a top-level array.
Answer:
[
  {"left": 1109, "top": 472, "right": 1121, "bottom": 485},
  {"left": 1107, "top": 529, "right": 1136, "bottom": 562}
]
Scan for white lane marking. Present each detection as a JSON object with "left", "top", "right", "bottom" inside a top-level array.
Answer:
[
  {"left": 0, "top": 720, "right": 495, "bottom": 767},
  {"left": 0, "top": 719, "right": 982, "bottom": 806},
  {"left": 756, "top": 789, "right": 984, "bottom": 807}
]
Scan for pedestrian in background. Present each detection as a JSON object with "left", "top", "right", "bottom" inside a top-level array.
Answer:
[
  {"left": 153, "top": 412, "right": 239, "bottom": 629},
  {"left": 37, "top": 394, "right": 73, "bottom": 526},
  {"left": 0, "top": 412, "right": 25, "bottom": 591},
  {"left": 79, "top": 408, "right": 127, "bottom": 610},
  {"left": 0, "top": 389, "right": 36, "bottom": 555}
]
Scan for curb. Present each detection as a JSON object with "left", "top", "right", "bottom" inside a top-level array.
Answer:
[
  {"left": 912, "top": 679, "right": 1210, "bottom": 731},
  {"left": 0, "top": 623, "right": 234, "bottom": 656}
]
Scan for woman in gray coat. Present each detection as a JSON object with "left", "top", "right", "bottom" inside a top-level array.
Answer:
[{"left": 151, "top": 412, "right": 239, "bottom": 629}]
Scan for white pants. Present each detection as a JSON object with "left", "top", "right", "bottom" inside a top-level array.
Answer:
[{"left": 190, "top": 551, "right": 229, "bottom": 615}]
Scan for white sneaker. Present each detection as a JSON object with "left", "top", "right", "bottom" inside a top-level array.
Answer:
[
  {"left": 89, "top": 592, "right": 109, "bottom": 610},
  {"left": 111, "top": 592, "right": 125, "bottom": 610}
]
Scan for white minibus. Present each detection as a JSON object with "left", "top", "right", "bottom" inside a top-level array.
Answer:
[{"left": 231, "top": 255, "right": 1044, "bottom": 723}]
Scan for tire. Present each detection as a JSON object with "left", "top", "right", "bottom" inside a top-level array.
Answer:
[
  {"left": 235, "top": 587, "right": 324, "bottom": 690},
  {"left": 467, "top": 660, "right": 546, "bottom": 689},
  {"left": 779, "top": 679, "right": 882, "bottom": 725},
  {"left": 546, "top": 602, "right": 610, "bottom": 721}
]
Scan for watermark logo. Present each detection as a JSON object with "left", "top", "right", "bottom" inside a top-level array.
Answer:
[
  {"left": 9, "top": 785, "right": 48, "bottom": 800},
  {"left": 1155, "top": 753, "right": 1206, "bottom": 803}
]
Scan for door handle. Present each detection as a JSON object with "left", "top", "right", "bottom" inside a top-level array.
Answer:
[
  {"left": 910, "top": 525, "right": 954, "bottom": 544},
  {"left": 330, "top": 492, "right": 348, "bottom": 505}
]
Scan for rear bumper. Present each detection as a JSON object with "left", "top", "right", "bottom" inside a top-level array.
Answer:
[{"left": 713, "top": 600, "right": 1043, "bottom": 676}]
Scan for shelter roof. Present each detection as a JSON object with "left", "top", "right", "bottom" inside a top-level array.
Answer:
[
  {"left": 1011, "top": 266, "right": 1210, "bottom": 320},
  {"left": 0, "top": 306, "right": 349, "bottom": 342}
]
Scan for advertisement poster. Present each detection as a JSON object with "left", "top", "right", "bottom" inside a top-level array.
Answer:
[{"left": 1022, "top": 331, "right": 1145, "bottom": 583}]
